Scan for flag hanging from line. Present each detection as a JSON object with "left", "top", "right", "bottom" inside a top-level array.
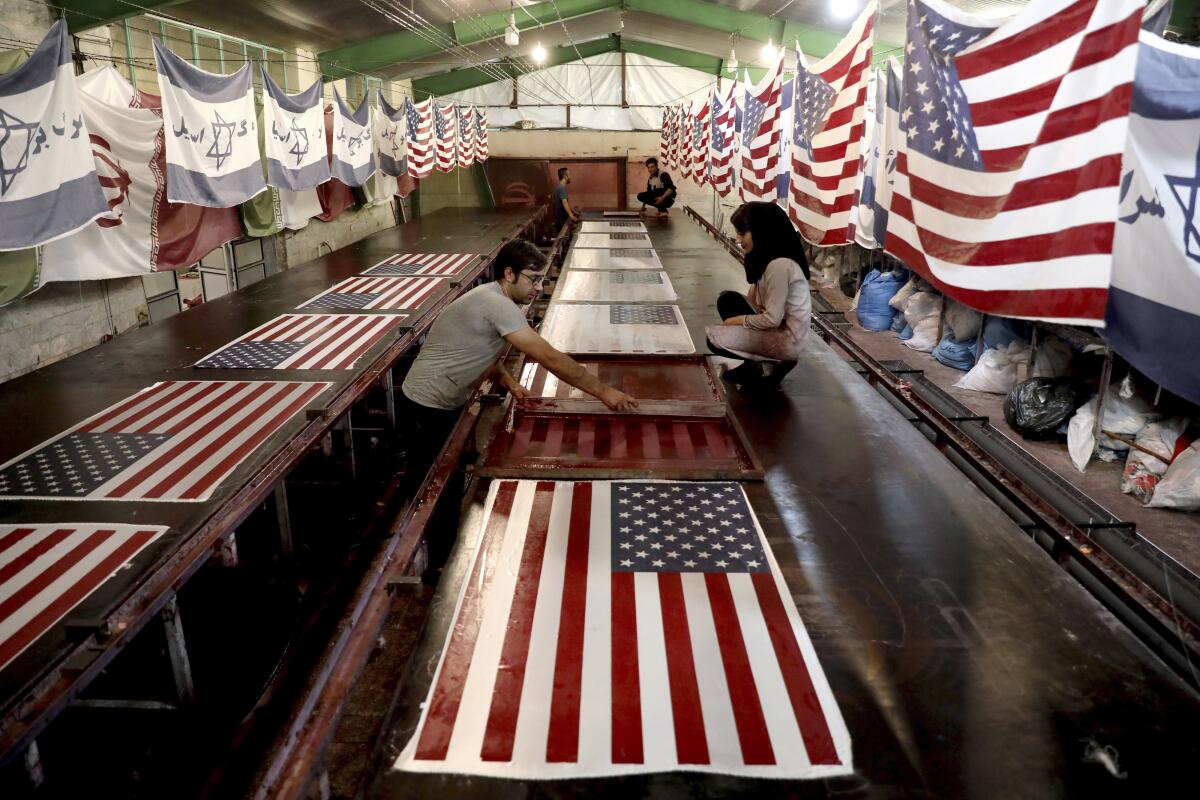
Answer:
[
  {"left": 710, "top": 81, "right": 738, "bottom": 197},
  {"left": 691, "top": 95, "right": 711, "bottom": 187},
  {"left": 1105, "top": 27, "right": 1200, "bottom": 405},
  {"left": 261, "top": 70, "right": 329, "bottom": 191},
  {"left": 360, "top": 252, "right": 478, "bottom": 278},
  {"left": 677, "top": 106, "right": 694, "bottom": 183},
  {"left": 0, "top": 20, "right": 108, "bottom": 251},
  {"left": 331, "top": 86, "right": 375, "bottom": 187},
  {"left": 884, "top": 0, "right": 1143, "bottom": 324},
  {"left": 854, "top": 59, "right": 902, "bottom": 250},
  {"left": 0, "top": 381, "right": 330, "bottom": 502},
  {"left": 0, "top": 523, "right": 168, "bottom": 673},
  {"left": 788, "top": 2, "right": 876, "bottom": 246},
  {"left": 666, "top": 105, "right": 680, "bottom": 170},
  {"left": 474, "top": 108, "right": 489, "bottom": 162},
  {"left": 434, "top": 102, "right": 458, "bottom": 173},
  {"left": 153, "top": 40, "right": 265, "bottom": 207},
  {"left": 194, "top": 314, "right": 405, "bottom": 370},
  {"left": 406, "top": 98, "right": 433, "bottom": 180},
  {"left": 298, "top": 275, "right": 448, "bottom": 312},
  {"left": 739, "top": 53, "right": 784, "bottom": 201},
  {"left": 659, "top": 106, "right": 673, "bottom": 169},
  {"left": 377, "top": 93, "right": 407, "bottom": 178},
  {"left": 395, "top": 480, "right": 851, "bottom": 779},
  {"left": 457, "top": 105, "right": 476, "bottom": 169}
]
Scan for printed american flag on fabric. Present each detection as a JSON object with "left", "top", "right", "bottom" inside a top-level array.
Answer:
[
  {"left": 740, "top": 53, "right": 785, "bottom": 201},
  {"left": 677, "top": 106, "right": 694, "bottom": 183},
  {"left": 885, "top": 0, "right": 1142, "bottom": 324},
  {"left": 362, "top": 252, "right": 478, "bottom": 278},
  {"left": 434, "top": 103, "right": 458, "bottom": 173},
  {"left": 0, "top": 381, "right": 330, "bottom": 502},
  {"left": 298, "top": 275, "right": 449, "bottom": 311},
  {"left": 667, "top": 105, "right": 681, "bottom": 169},
  {"left": 660, "top": 106, "right": 673, "bottom": 168},
  {"left": 395, "top": 480, "right": 851, "bottom": 779},
  {"left": 710, "top": 81, "right": 738, "bottom": 197},
  {"left": 474, "top": 108, "right": 489, "bottom": 161},
  {"left": 194, "top": 314, "right": 404, "bottom": 370},
  {"left": 787, "top": 2, "right": 876, "bottom": 246},
  {"left": 457, "top": 105, "right": 476, "bottom": 169},
  {"left": 0, "top": 523, "right": 168, "bottom": 672},
  {"left": 405, "top": 98, "right": 433, "bottom": 180},
  {"left": 691, "top": 97, "right": 712, "bottom": 187}
]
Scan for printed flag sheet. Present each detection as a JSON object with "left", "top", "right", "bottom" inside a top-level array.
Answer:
[
  {"left": 555, "top": 270, "right": 677, "bottom": 303},
  {"left": 360, "top": 252, "right": 478, "bottom": 278},
  {"left": 194, "top": 314, "right": 405, "bottom": 370},
  {"left": 0, "top": 381, "right": 330, "bottom": 502},
  {"left": 0, "top": 523, "right": 168, "bottom": 673},
  {"left": 395, "top": 480, "right": 851, "bottom": 779},
  {"left": 406, "top": 98, "right": 433, "bottom": 180},
  {"left": 564, "top": 248, "right": 662, "bottom": 270},
  {"left": 298, "top": 275, "right": 449, "bottom": 312},
  {"left": 262, "top": 71, "right": 329, "bottom": 191},
  {"left": 573, "top": 232, "right": 652, "bottom": 249},
  {"left": 540, "top": 303, "right": 695, "bottom": 355}
]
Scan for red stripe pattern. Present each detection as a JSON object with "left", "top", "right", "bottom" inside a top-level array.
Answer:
[
  {"left": 194, "top": 313, "right": 404, "bottom": 370},
  {"left": 361, "top": 252, "right": 478, "bottom": 278},
  {"left": 405, "top": 98, "right": 433, "bottom": 180},
  {"left": 434, "top": 103, "right": 457, "bottom": 173},
  {"left": 298, "top": 275, "right": 449, "bottom": 311},
  {"left": 709, "top": 82, "right": 737, "bottom": 197},
  {"left": 739, "top": 55, "right": 784, "bottom": 201}
]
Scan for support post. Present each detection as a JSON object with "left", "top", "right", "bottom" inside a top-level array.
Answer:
[
  {"left": 620, "top": 50, "right": 629, "bottom": 108},
  {"left": 566, "top": 104, "right": 572, "bottom": 128},
  {"left": 1092, "top": 349, "right": 1114, "bottom": 457},
  {"left": 384, "top": 367, "right": 397, "bottom": 430},
  {"left": 274, "top": 482, "right": 295, "bottom": 560},
  {"left": 510, "top": 75, "right": 519, "bottom": 109},
  {"left": 162, "top": 595, "right": 196, "bottom": 706}
]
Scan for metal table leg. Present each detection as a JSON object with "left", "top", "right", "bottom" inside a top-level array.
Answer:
[{"left": 162, "top": 596, "right": 196, "bottom": 706}]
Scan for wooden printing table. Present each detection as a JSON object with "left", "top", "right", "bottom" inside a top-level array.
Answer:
[{"left": 0, "top": 207, "right": 542, "bottom": 767}]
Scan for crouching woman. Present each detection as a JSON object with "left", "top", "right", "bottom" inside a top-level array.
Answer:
[{"left": 705, "top": 201, "right": 812, "bottom": 390}]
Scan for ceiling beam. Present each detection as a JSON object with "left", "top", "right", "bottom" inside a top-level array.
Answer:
[
  {"left": 60, "top": 0, "right": 188, "bottom": 32},
  {"left": 412, "top": 35, "right": 621, "bottom": 98},
  {"left": 619, "top": 39, "right": 723, "bottom": 75}
]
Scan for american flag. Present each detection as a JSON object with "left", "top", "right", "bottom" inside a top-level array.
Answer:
[
  {"left": 709, "top": 81, "right": 738, "bottom": 197},
  {"left": 434, "top": 103, "right": 458, "bottom": 173},
  {"left": 474, "top": 108, "right": 489, "bottom": 161},
  {"left": 787, "top": 3, "right": 876, "bottom": 246},
  {"left": 457, "top": 105, "right": 476, "bottom": 169},
  {"left": 362, "top": 252, "right": 478, "bottom": 278},
  {"left": 0, "top": 381, "right": 330, "bottom": 502},
  {"left": 659, "top": 106, "right": 674, "bottom": 169},
  {"left": 666, "top": 105, "right": 681, "bottom": 169},
  {"left": 395, "top": 480, "right": 850, "bottom": 779},
  {"left": 194, "top": 314, "right": 404, "bottom": 370},
  {"left": 677, "top": 106, "right": 694, "bottom": 183},
  {"left": 884, "top": 0, "right": 1143, "bottom": 324},
  {"left": 740, "top": 53, "right": 784, "bottom": 201},
  {"left": 0, "top": 523, "right": 168, "bottom": 672},
  {"left": 691, "top": 97, "right": 711, "bottom": 187},
  {"left": 405, "top": 98, "right": 433, "bottom": 180},
  {"left": 298, "top": 275, "right": 448, "bottom": 312}
]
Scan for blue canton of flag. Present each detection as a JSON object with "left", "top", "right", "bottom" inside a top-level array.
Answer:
[
  {"left": 459, "top": 110, "right": 471, "bottom": 138},
  {"left": 610, "top": 482, "right": 768, "bottom": 573},
  {"left": 405, "top": 99, "right": 420, "bottom": 140},
  {"left": 743, "top": 93, "right": 766, "bottom": 142},
  {"left": 902, "top": 0, "right": 993, "bottom": 169},
  {"left": 792, "top": 62, "right": 836, "bottom": 159},
  {"left": 434, "top": 106, "right": 448, "bottom": 139},
  {"left": 692, "top": 115, "right": 706, "bottom": 149},
  {"left": 711, "top": 93, "right": 726, "bottom": 150}
]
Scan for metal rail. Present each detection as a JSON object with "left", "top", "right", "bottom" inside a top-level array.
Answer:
[
  {"left": 0, "top": 209, "right": 545, "bottom": 768},
  {"left": 682, "top": 205, "right": 1200, "bottom": 690}
]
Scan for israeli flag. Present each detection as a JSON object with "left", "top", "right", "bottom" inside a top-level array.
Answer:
[
  {"left": 261, "top": 70, "right": 329, "bottom": 191},
  {"left": 331, "top": 87, "right": 376, "bottom": 187},
  {"left": 376, "top": 93, "right": 406, "bottom": 178},
  {"left": 154, "top": 40, "right": 266, "bottom": 207},
  {"left": 0, "top": 21, "right": 107, "bottom": 250},
  {"left": 856, "top": 60, "right": 901, "bottom": 249},
  {"left": 1106, "top": 29, "right": 1200, "bottom": 404}
]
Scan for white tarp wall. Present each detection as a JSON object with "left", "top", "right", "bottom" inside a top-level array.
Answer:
[{"left": 442, "top": 53, "right": 717, "bottom": 131}]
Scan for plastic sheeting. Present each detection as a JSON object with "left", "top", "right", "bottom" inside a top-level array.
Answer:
[{"left": 442, "top": 53, "right": 716, "bottom": 131}]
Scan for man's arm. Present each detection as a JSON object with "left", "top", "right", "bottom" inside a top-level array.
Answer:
[
  {"left": 504, "top": 328, "right": 638, "bottom": 411},
  {"left": 492, "top": 363, "right": 529, "bottom": 398},
  {"left": 655, "top": 173, "right": 676, "bottom": 204},
  {"left": 563, "top": 195, "right": 581, "bottom": 221}
]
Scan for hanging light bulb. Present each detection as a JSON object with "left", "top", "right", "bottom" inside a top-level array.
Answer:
[
  {"left": 761, "top": 38, "right": 776, "bottom": 61},
  {"left": 830, "top": 0, "right": 858, "bottom": 19},
  {"left": 727, "top": 45, "right": 738, "bottom": 73},
  {"left": 504, "top": 12, "right": 519, "bottom": 46},
  {"left": 532, "top": 42, "right": 547, "bottom": 63}
]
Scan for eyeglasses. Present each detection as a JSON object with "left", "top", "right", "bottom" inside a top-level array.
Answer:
[{"left": 518, "top": 271, "right": 546, "bottom": 288}]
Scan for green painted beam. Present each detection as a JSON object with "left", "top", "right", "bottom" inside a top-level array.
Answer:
[
  {"left": 620, "top": 39, "right": 723, "bottom": 74},
  {"left": 412, "top": 35, "right": 620, "bottom": 97},
  {"left": 59, "top": 0, "right": 188, "bottom": 32},
  {"left": 1171, "top": 0, "right": 1200, "bottom": 36},
  {"left": 623, "top": 0, "right": 779, "bottom": 42},
  {"left": 320, "top": 0, "right": 619, "bottom": 80}
]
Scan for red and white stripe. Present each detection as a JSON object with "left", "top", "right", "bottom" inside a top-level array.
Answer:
[
  {"left": 194, "top": 314, "right": 403, "bottom": 370},
  {"left": 667, "top": 105, "right": 681, "bottom": 169},
  {"left": 709, "top": 81, "right": 737, "bottom": 197},
  {"left": 301, "top": 275, "right": 449, "bottom": 311},
  {"left": 365, "top": 252, "right": 479, "bottom": 276},
  {"left": 788, "top": 2, "right": 877, "bottom": 246},
  {"left": 458, "top": 105, "right": 476, "bottom": 169},
  {"left": 0, "top": 523, "right": 167, "bottom": 672},
  {"left": 739, "top": 54, "right": 784, "bottom": 201},
  {"left": 677, "top": 107, "right": 693, "bottom": 183},
  {"left": 395, "top": 480, "right": 852, "bottom": 779},
  {"left": 408, "top": 98, "right": 433, "bottom": 180},
  {"left": 659, "top": 105, "right": 674, "bottom": 168},
  {"left": 885, "top": 0, "right": 1143, "bottom": 324},
  {"left": 475, "top": 108, "right": 489, "bottom": 161},
  {"left": 435, "top": 103, "right": 458, "bottom": 173},
  {"left": 691, "top": 96, "right": 711, "bottom": 187}
]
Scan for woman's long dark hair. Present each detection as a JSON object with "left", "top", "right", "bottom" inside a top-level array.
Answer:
[{"left": 729, "top": 202, "right": 810, "bottom": 284}]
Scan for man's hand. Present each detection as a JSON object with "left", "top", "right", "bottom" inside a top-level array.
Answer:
[{"left": 599, "top": 386, "right": 639, "bottom": 412}]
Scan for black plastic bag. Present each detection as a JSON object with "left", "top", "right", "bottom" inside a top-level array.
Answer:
[{"left": 1004, "top": 378, "right": 1090, "bottom": 440}]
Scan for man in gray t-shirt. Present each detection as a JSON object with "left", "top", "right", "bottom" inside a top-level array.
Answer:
[{"left": 551, "top": 167, "right": 579, "bottom": 230}]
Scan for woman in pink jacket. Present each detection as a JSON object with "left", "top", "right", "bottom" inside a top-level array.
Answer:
[{"left": 705, "top": 201, "right": 812, "bottom": 390}]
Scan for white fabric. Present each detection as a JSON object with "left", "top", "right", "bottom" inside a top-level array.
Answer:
[
  {"left": 331, "top": 87, "right": 375, "bottom": 186},
  {"left": 279, "top": 187, "right": 322, "bottom": 230},
  {"left": 954, "top": 342, "right": 1028, "bottom": 394},
  {"left": 1148, "top": 443, "right": 1200, "bottom": 511},
  {"left": 78, "top": 65, "right": 137, "bottom": 107}
]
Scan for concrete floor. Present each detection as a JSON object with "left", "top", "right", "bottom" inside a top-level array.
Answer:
[{"left": 814, "top": 284, "right": 1200, "bottom": 576}]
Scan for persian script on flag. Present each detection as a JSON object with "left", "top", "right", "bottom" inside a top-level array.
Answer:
[{"left": 394, "top": 480, "right": 852, "bottom": 779}]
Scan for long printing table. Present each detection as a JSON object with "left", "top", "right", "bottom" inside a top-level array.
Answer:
[{"left": 0, "top": 207, "right": 541, "bottom": 766}]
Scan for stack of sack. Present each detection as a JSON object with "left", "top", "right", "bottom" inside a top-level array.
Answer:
[
  {"left": 1067, "top": 382, "right": 1161, "bottom": 472},
  {"left": 932, "top": 301, "right": 983, "bottom": 370}
]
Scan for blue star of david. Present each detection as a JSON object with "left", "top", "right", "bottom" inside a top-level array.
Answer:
[
  {"left": 288, "top": 117, "right": 309, "bottom": 165},
  {"left": 1164, "top": 139, "right": 1200, "bottom": 264},
  {"left": 0, "top": 108, "right": 41, "bottom": 195},
  {"left": 207, "top": 111, "right": 237, "bottom": 170}
]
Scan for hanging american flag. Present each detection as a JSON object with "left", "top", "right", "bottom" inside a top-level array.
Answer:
[
  {"left": 659, "top": 106, "right": 674, "bottom": 169},
  {"left": 677, "top": 106, "right": 694, "bottom": 183},
  {"left": 787, "top": 3, "right": 875, "bottom": 245},
  {"left": 0, "top": 523, "right": 168, "bottom": 672},
  {"left": 298, "top": 275, "right": 449, "bottom": 312},
  {"left": 691, "top": 96, "right": 712, "bottom": 187},
  {"left": 710, "top": 81, "right": 738, "bottom": 197},
  {"left": 0, "top": 381, "right": 330, "bottom": 502},
  {"left": 405, "top": 98, "right": 433, "bottom": 180},
  {"left": 362, "top": 252, "right": 478, "bottom": 278},
  {"left": 434, "top": 103, "right": 458, "bottom": 173},
  {"left": 885, "top": 0, "right": 1142, "bottom": 324},
  {"left": 194, "top": 314, "right": 404, "bottom": 370},
  {"left": 474, "top": 108, "right": 489, "bottom": 161},
  {"left": 395, "top": 480, "right": 851, "bottom": 779},
  {"left": 457, "top": 105, "right": 476, "bottom": 169},
  {"left": 740, "top": 53, "right": 785, "bottom": 201}
]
